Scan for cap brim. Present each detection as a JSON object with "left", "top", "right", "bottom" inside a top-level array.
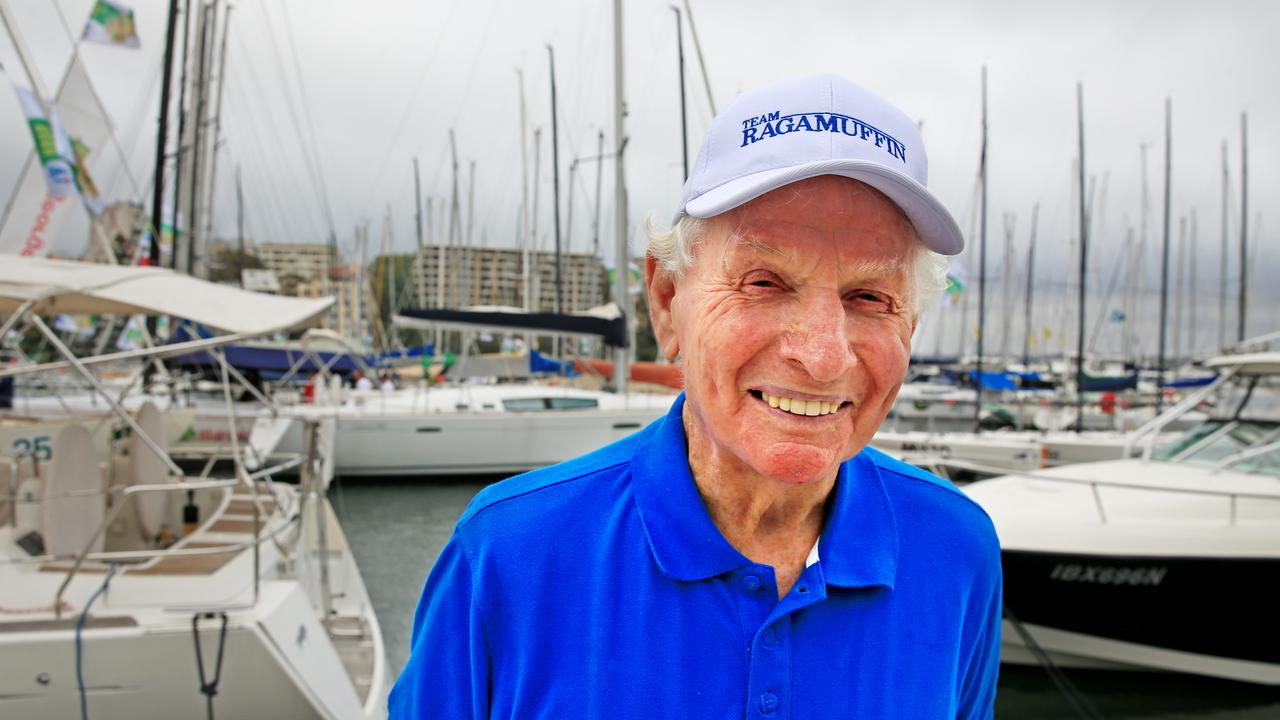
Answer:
[{"left": 681, "top": 159, "right": 965, "bottom": 255}]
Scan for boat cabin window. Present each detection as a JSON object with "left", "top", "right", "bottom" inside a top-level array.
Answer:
[
  {"left": 501, "top": 396, "right": 600, "bottom": 412},
  {"left": 547, "top": 397, "right": 598, "bottom": 410},
  {"left": 502, "top": 398, "right": 548, "bottom": 412}
]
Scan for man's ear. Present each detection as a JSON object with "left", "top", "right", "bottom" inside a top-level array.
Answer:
[{"left": 646, "top": 255, "right": 679, "bottom": 361}]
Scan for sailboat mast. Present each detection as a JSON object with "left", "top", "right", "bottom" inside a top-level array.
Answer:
[
  {"left": 414, "top": 157, "right": 425, "bottom": 306},
  {"left": 673, "top": 5, "right": 688, "bottom": 181},
  {"left": 201, "top": 3, "right": 233, "bottom": 251},
  {"left": 171, "top": 0, "right": 194, "bottom": 269},
  {"left": 1189, "top": 209, "right": 1197, "bottom": 353},
  {"left": 1156, "top": 98, "right": 1172, "bottom": 414},
  {"left": 448, "top": 129, "right": 460, "bottom": 308},
  {"left": 1219, "top": 141, "right": 1228, "bottom": 349},
  {"left": 1173, "top": 216, "right": 1185, "bottom": 362},
  {"left": 999, "top": 213, "right": 1015, "bottom": 360},
  {"left": 148, "top": 0, "right": 181, "bottom": 269},
  {"left": 185, "top": 1, "right": 213, "bottom": 276},
  {"left": 1238, "top": 112, "right": 1248, "bottom": 342},
  {"left": 531, "top": 127, "right": 542, "bottom": 309},
  {"left": 566, "top": 161, "right": 577, "bottom": 255},
  {"left": 612, "top": 0, "right": 630, "bottom": 393},
  {"left": 387, "top": 205, "right": 396, "bottom": 341},
  {"left": 548, "top": 45, "right": 564, "bottom": 315},
  {"left": 236, "top": 165, "right": 244, "bottom": 287},
  {"left": 973, "top": 66, "right": 988, "bottom": 432},
  {"left": 1138, "top": 142, "right": 1150, "bottom": 362},
  {"left": 517, "top": 70, "right": 532, "bottom": 313},
  {"left": 1074, "top": 82, "right": 1087, "bottom": 433},
  {"left": 1023, "top": 203, "right": 1038, "bottom": 367},
  {"left": 592, "top": 130, "right": 604, "bottom": 259}
]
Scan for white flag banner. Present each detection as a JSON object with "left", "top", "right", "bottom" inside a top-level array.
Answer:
[
  {"left": 1, "top": 58, "right": 114, "bottom": 257},
  {"left": 115, "top": 315, "right": 145, "bottom": 351},
  {"left": 12, "top": 85, "right": 79, "bottom": 199}
]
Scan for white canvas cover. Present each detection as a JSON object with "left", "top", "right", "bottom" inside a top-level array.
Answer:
[{"left": 0, "top": 256, "right": 333, "bottom": 335}]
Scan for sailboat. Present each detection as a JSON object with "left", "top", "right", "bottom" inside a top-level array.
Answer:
[{"left": 0, "top": 257, "right": 388, "bottom": 718}]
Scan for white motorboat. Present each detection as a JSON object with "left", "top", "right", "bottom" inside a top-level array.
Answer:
[
  {"left": 0, "top": 257, "right": 388, "bottom": 718},
  {"left": 963, "top": 350, "right": 1280, "bottom": 685}
]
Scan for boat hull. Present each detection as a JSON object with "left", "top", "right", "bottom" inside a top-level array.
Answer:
[
  {"left": 298, "top": 406, "right": 669, "bottom": 476},
  {"left": 1001, "top": 549, "right": 1280, "bottom": 684}
]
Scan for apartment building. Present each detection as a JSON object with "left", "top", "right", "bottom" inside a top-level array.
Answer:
[{"left": 407, "top": 245, "right": 607, "bottom": 313}]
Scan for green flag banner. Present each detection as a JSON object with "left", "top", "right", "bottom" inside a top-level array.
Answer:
[{"left": 82, "top": 1, "right": 141, "bottom": 48}]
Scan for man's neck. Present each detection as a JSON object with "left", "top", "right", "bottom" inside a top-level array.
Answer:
[{"left": 683, "top": 407, "right": 836, "bottom": 595}]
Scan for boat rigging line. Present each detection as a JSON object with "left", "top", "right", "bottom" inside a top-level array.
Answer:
[
  {"left": 682, "top": 0, "right": 716, "bottom": 116},
  {"left": 76, "top": 562, "right": 120, "bottom": 720},
  {"left": 226, "top": 30, "right": 326, "bottom": 242},
  {"left": 1003, "top": 604, "right": 1105, "bottom": 720},
  {"left": 257, "top": 3, "right": 336, "bottom": 241}
]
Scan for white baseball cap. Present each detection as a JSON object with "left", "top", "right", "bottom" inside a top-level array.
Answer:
[{"left": 675, "top": 74, "right": 964, "bottom": 255}]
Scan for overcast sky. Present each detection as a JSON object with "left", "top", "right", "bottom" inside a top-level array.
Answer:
[{"left": 1, "top": 0, "right": 1277, "bottom": 355}]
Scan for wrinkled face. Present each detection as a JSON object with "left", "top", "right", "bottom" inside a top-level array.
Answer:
[{"left": 648, "top": 176, "right": 918, "bottom": 487}]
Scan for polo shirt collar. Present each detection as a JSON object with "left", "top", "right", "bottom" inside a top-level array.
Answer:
[
  {"left": 630, "top": 393, "right": 899, "bottom": 589},
  {"left": 631, "top": 394, "right": 752, "bottom": 581},
  {"left": 819, "top": 451, "right": 899, "bottom": 589}
]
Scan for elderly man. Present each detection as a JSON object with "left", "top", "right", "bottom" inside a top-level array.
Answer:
[{"left": 390, "top": 74, "right": 1001, "bottom": 718}]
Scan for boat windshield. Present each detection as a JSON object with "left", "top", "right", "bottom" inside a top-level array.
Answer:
[{"left": 1153, "top": 419, "right": 1280, "bottom": 477}]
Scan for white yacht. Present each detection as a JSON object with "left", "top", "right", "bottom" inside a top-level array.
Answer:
[{"left": 278, "top": 381, "right": 676, "bottom": 477}]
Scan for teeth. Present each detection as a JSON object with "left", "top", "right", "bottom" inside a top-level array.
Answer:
[{"left": 760, "top": 391, "right": 841, "bottom": 417}]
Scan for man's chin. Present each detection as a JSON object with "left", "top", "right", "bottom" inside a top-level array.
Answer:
[{"left": 754, "top": 444, "right": 847, "bottom": 486}]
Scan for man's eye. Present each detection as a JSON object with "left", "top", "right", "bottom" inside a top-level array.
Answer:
[
  {"left": 850, "top": 291, "right": 887, "bottom": 304},
  {"left": 748, "top": 279, "right": 777, "bottom": 288}
]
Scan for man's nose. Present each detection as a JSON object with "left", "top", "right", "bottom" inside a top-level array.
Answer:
[{"left": 780, "top": 293, "right": 854, "bottom": 382}]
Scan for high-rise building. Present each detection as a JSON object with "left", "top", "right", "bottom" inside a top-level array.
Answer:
[
  {"left": 408, "top": 245, "right": 607, "bottom": 313},
  {"left": 256, "top": 242, "right": 337, "bottom": 286},
  {"left": 294, "top": 263, "right": 375, "bottom": 341}
]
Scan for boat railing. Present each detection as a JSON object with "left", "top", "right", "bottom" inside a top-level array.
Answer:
[
  {"left": 1016, "top": 471, "right": 1280, "bottom": 526},
  {"left": 50, "top": 477, "right": 239, "bottom": 617},
  {"left": 1125, "top": 367, "right": 1237, "bottom": 461}
]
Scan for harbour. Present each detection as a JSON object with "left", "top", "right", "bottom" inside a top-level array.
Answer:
[{"left": 2, "top": 0, "right": 1280, "bottom": 717}]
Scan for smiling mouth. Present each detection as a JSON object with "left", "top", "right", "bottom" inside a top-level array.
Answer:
[{"left": 749, "top": 389, "right": 848, "bottom": 417}]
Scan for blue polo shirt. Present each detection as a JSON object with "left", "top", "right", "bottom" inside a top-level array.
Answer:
[{"left": 390, "top": 394, "right": 1001, "bottom": 719}]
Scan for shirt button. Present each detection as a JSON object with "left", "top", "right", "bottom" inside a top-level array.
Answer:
[
  {"left": 761, "top": 627, "right": 778, "bottom": 646},
  {"left": 743, "top": 574, "right": 761, "bottom": 592},
  {"left": 758, "top": 691, "right": 779, "bottom": 715}
]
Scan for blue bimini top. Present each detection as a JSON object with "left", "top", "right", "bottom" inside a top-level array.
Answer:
[{"left": 390, "top": 393, "right": 1002, "bottom": 719}]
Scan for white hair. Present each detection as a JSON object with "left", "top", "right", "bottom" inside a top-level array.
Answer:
[{"left": 645, "top": 213, "right": 950, "bottom": 316}]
